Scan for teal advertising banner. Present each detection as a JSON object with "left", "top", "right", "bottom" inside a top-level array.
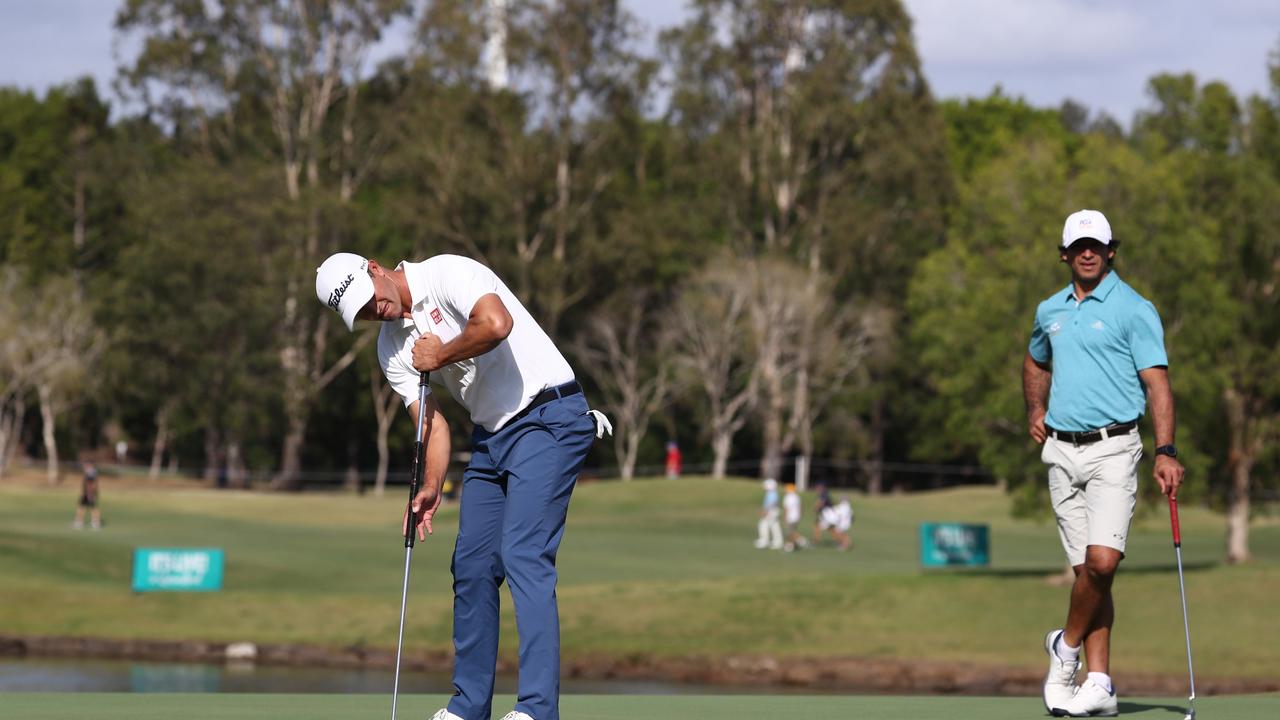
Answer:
[
  {"left": 131, "top": 548, "right": 224, "bottom": 592},
  {"left": 919, "top": 523, "right": 990, "bottom": 568}
]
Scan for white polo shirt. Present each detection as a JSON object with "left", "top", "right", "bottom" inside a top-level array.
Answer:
[
  {"left": 783, "top": 492, "right": 802, "bottom": 524},
  {"left": 376, "top": 255, "right": 575, "bottom": 432}
]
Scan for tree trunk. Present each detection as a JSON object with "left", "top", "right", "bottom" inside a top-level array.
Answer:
[
  {"left": 0, "top": 399, "right": 15, "bottom": 478},
  {"left": 1224, "top": 387, "right": 1253, "bottom": 564},
  {"left": 344, "top": 438, "right": 362, "bottom": 493},
  {"left": 711, "top": 431, "right": 731, "bottom": 480},
  {"left": 203, "top": 425, "right": 222, "bottom": 483},
  {"left": 371, "top": 367, "right": 397, "bottom": 497},
  {"left": 7, "top": 396, "right": 25, "bottom": 473},
  {"left": 375, "top": 426, "right": 390, "bottom": 497},
  {"left": 867, "top": 395, "right": 885, "bottom": 495},
  {"left": 273, "top": 411, "right": 307, "bottom": 490},
  {"left": 37, "top": 384, "right": 59, "bottom": 484},
  {"left": 150, "top": 404, "right": 171, "bottom": 480},
  {"left": 226, "top": 440, "right": 246, "bottom": 488},
  {"left": 620, "top": 432, "right": 640, "bottom": 482},
  {"left": 761, "top": 404, "right": 784, "bottom": 481},
  {"left": 1226, "top": 456, "right": 1252, "bottom": 564}
]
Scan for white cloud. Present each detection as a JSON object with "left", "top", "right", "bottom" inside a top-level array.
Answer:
[
  {"left": 909, "top": 0, "right": 1152, "bottom": 71},
  {"left": 905, "top": 0, "right": 1280, "bottom": 122},
  {"left": 2, "top": 0, "right": 1277, "bottom": 126}
]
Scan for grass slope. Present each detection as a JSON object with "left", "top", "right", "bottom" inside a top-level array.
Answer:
[
  {"left": 4, "top": 693, "right": 1279, "bottom": 720},
  {"left": 1, "top": 477, "right": 1276, "bottom": 679}
]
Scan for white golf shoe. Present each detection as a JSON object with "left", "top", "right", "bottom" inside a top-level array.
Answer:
[
  {"left": 499, "top": 712, "right": 534, "bottom": 720},
  {"left": 1051, "top": 676, "right": 1119, "bottom": 717},
  {"left": 1043, "top": 629, "right": 1080, "bottom": 713},
  {"left": 429, "top": 710, "right": 464, "bottom": 720}
]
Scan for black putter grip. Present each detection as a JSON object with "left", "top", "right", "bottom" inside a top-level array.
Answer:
[
  {"left": 405, "top": 372, "right": 430, "bottom": 549},
  {"left": 405, "top": 440, "right": 423, "bottom": 549}
]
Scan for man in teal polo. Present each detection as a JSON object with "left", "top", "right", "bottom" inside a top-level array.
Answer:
[{"left": 1023, "top": 209, "right": 1185, "bottom": 717}]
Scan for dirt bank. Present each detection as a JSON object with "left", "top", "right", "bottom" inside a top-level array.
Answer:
[{"left": 2, "top": 634, "right": 1275, "bottom": 696}]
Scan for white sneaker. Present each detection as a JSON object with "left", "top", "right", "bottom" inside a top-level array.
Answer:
[
  {"left": 499, "top": 713, "right": 534, "bottom": 720},
  {"left": 1051, "top": 676, "right": 1118, "bottom": 717},
  {"left": 429, "top": 710, "right": 464, "bottom": 720},
  {"left": 1043, "top": 629, "right": 1080, "bottom": 712}
]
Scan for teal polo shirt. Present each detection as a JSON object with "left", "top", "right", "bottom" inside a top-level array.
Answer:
[{"left": 1028, "top": 271, "right": 1168, "bottom": 432}]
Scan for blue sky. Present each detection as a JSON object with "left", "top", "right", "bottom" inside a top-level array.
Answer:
[{"left": 2, "top": 1, "right": 1278, "bottom": 125}]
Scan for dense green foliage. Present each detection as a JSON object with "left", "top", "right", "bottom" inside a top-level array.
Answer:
[{"left": 0, "top": 2, "right": 1276, "bottom": 559}]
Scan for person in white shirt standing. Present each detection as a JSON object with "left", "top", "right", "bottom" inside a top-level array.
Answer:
[
  {"left": 755, "top": 478, "right": 783, "bottom": 550},
  {"left": 781, "top": 483, "right": 806, "bottom": 552},
  {"left": 317, "top": 252, "right": 607, "bottom": 720}
]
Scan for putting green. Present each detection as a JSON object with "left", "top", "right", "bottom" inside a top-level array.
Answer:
[{"left": 4, "top": 693, "right": 1277, "bottom": 719}]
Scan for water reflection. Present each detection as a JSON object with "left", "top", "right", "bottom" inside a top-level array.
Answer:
[{"left": 0, "top": 658, "right": 815, "bottom": 695}]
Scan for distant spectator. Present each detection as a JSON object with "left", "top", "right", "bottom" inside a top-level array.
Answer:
[
  {"left": 72, "top": 462, "right": 102, "bottom": 530},
  {"left": 782, "top": 483, "right": 807, "bottom": 552},
  {"left": 115, "top": 440, "right": 128, "bottom": 464},
  {"left": 664, "top": 440, "right": 682, "bottom": 480},
  {"left": 811, "top": 482, "right": 832, "bottom": 543},
  {"left": 818, "top": 495, "right": 854, "bottom": 551},
  {"left": 754, "top": 478, "right": 783, "bottom": 550}
]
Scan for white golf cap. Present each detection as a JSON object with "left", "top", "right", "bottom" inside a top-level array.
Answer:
[
  {"left": 763, "top": 478, "right": 778, "bottom": 490},
  {"left": 1061, "top": 209, "right": 1113, "bottom": 249},
  {"left": 316, "top": 252, "right": 374, "bottom": 331}
]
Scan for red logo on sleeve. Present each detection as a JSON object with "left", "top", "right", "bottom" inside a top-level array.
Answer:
[{"left": 430, "top": 308, "right": 443, "bottom": 324}]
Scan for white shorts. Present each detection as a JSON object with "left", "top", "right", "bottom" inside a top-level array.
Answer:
[
  {"left": 819, "top": 507, "right": 851, "bottom": 533},
  {"left": 1042, "top": 432, "right": 1142, "bottom": 567}
]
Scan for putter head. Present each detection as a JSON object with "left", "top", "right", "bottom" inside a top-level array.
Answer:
[{"left": 1183, "top": 710, "right": 1195, "bottom": 720}]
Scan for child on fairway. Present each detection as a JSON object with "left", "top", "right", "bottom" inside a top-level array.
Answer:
[
  {"left": 755, "top": 478, "right": 783, "bottom": 550},
  {"left": 817, "top": 496, "right": 853, "bottom": 551},
  {"left": 72, "top": 461, "right": 102, "bottom": 530}
]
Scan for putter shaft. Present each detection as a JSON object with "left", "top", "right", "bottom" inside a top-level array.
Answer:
[
  {"left": 392, "top": 372, "right": 431, "bottom": 720},
  {"left": 1169, "top": 496, "right": 1196, "bottom": 719},
  {"left": 391, "top": 545, "right": 414, "bottom": 720},
  {"left": 1174, "top": 543, "right": 1196, "bottom": 703}
]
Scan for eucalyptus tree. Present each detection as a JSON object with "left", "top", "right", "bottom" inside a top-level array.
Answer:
[
  {"left": 1135, "top": 71, "right": 1280, "bottom": 563},
  {"left": 670, "top": 258, "right": 757, "bottom": 479},
  {"left": 103, "top": 154, "right": 285, "bottom": 485},
  {"left": 400, "top": 0, "right": 653, "bottom": 337},
  {"left": 115, "top": 0, "right": 410, "bottom": 487},
  {"left": 572, "top": 292, "right": 675, "bottom": 480},
  {"left": 662, "top": 0, "right": 947, "bottom": 479}
]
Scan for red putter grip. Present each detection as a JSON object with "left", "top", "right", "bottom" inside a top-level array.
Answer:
[{"left": 1168, "top": 495, "right": 1182, "bottom": 547}]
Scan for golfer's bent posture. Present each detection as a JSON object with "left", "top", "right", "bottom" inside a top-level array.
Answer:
[
  {"left": 317, "top": 252, "right": 603, "bottom": 720},
  {"left": 1024, "top": 210, "right": 1185, "bottom": 717}
]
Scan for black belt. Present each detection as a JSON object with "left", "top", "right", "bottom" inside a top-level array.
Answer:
[
  {"left": 1046, "top": 420, "right": 1137, "bottom": 445},
  {"left": 505, "top": 381, "right": 581, "bottom": 428}
]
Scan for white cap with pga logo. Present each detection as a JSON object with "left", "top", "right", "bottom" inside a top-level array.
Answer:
[
  {"left": 316, "top": 252, "right": 375, "bottom": 331},
  {"left": 1061, "top": 209, "right": 1113, "bottom": 249}
]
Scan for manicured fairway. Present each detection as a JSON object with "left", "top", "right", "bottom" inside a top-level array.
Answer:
[
  {"left": 2, "top": 478, "right": 1278, "bottom": 681},
  {"left": 5, "top": 693, "right": 1279, "bottom": 720}
]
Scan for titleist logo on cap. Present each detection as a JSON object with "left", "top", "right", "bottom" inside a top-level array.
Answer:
[{"left": 328, "top": 273, "right": 355, "bottom": 311}]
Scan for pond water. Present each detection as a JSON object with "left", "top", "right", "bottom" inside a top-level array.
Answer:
[{"left": 0, "top": 657, "right": 821, "bottom": 695}]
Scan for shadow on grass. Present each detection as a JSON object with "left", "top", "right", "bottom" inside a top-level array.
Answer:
[
  {"left": 933, "top": 561, "right": 1217, "bottom": 579},
  {"left": 1117, "top": 700, "right": 1191, "bottom": 716}
]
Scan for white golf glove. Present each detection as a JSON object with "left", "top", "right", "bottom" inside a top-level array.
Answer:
[{"left": 587, "top": 410, "right": 613, "bottom": 439}]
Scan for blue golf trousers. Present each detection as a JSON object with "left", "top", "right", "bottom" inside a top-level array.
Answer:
[{"left": 447, "top": 391, "right": 595, "bottom": 720}]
